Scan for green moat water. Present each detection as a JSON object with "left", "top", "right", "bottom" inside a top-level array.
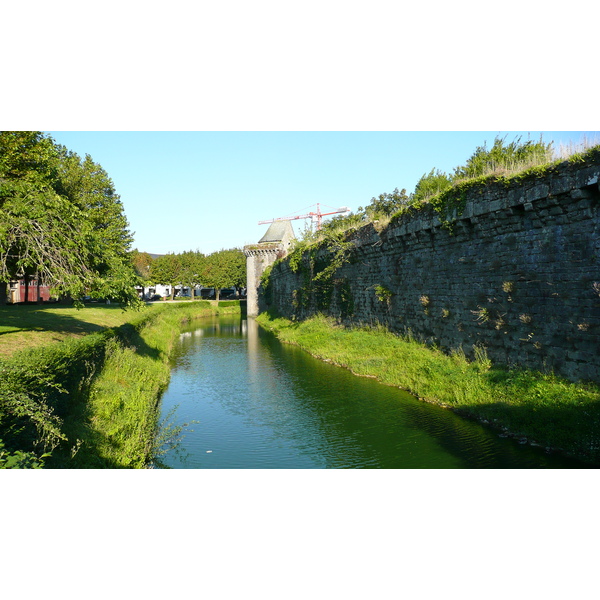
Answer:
[{"left": 157, "top": 316, "right": 585, "bottom": 469}]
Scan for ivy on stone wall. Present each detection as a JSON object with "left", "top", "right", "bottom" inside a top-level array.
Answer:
[
  {"left": 283, "top": 231, "right": 356, "bottom": 317},
  {"left": 336, "top": 278, "right": 354, "bottom": 319}
]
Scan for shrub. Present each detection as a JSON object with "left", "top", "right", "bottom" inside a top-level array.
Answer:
[
  {"left": 452, "top": 135, "right": 553, "bottom": 180},
  {"left": 364, "top": 187, "right": 411, "bottom": 219},
  {"left": 412, "top": 168, "right": 453, "bottom": 203},
  {"left": 0, "top": 438, "right": 49, "bottom": 468}
]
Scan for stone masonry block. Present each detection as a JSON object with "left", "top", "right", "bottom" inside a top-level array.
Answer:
[{"left": 526, "top": 184, "right": 550, "bottom": 203}]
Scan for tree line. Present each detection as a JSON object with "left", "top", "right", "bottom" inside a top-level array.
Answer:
[{"left": 131, "top": 248, "right": 246, "bottom": 301}]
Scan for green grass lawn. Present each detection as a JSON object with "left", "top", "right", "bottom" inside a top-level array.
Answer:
[{"left": 0, "top": 304, "right": 154, "bottom": 358}]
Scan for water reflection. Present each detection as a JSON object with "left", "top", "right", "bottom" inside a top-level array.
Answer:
[{"left": 158, "top": 316, "right": 586, "bottom": 469}]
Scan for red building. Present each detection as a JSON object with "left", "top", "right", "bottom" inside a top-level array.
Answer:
[{"left": 7, "top": 276, "right": 52, "bottom": 303}]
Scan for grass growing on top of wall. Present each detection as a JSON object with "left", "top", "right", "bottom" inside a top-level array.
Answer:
[
  {"left": 0, "top": 301, "right": 241, "bottom": 468},
  {"left": 256, "top": 311, "right": 600, "bottom": 465},
  {"left": 290, "top": 141, "right": 600, "bottom": 244}
]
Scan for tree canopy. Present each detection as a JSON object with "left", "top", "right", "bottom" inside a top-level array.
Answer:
[
  {"left": 0, "top": 131, "right": 140, "bottom": 306},
  {"left": 148, "top": 248, "right": 246, "bottom": 301},
  {"left": 149, "top": 253, "right": 184, "bottom": 300},
  {"left": 179, "top": 250, "right": 206, "bottom": 295},
  {"left": 362, "top": 187, "right": 410, "bottom": 219},
  {"left": 411, "top": 168, "right": 453, "bottom": 203},
  {"left": 131, "top": 249, "right": 153, "bottom": 281},
  {"left": 202, "top": 249, "right": 246, "bottom": 300}
]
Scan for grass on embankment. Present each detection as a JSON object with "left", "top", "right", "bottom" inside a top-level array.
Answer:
[
  {"left": 256, "top": 311, "right": 600, "bottom": 465},
  {"left": 0, "top": 304, "right": 139, "bottom": 359},
  {"left": 0, "top": 301, "right": 241, "bottom": 468}
]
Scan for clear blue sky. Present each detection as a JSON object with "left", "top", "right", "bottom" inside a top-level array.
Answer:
[{"left": 46, "top": 131, "right": 598, "bottom": 256}]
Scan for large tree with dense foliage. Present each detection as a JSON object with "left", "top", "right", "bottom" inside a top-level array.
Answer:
[{"left": 0, "top": 131, "right": 140, "bottom": 306}]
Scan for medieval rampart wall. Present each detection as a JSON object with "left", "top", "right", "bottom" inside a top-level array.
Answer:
[{"left": 265, "top": 159, "right": 600, "bottom": 383}]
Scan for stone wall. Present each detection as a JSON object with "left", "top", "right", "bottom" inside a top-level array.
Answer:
[{"left": 264, "top": 158, "right": 600, "bottom": 383}]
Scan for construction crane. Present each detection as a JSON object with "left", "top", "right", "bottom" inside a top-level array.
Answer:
[{"left": 258, "top": 203, "right": 351, "bottom": 231}]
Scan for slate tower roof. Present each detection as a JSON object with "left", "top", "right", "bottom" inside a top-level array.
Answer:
[{"left": 258, "top": 220, "right": 296, "bottom": 246}]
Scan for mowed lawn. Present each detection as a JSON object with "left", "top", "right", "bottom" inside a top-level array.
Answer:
[{"left": 0, "top": 304, "right": 152, "bottom": 358}]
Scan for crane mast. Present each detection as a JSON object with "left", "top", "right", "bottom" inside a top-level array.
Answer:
[{"left": 258, "top": 203, "right": 350, "bottom": 231}]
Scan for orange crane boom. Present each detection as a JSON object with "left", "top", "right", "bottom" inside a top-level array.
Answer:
[{"left": 258, "top": 203, "right": 350, "bottom": 231}]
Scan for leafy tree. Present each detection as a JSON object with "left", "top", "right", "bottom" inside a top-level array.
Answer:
[
  {"left": 202, "top": 248, "right": 246, "bottom": 300},
  {"left": 131, "top": 249, "right": 153, "bottom": 281},
  {"left": 361, "top": 187, "right": 410, "bottom": 219},
  {"left": 179, "top": 250, "right": 206, "bottom": 298},
  {"left": 57, "top": 150, "right": 133, "bottom": 257},
  {"left": 0, "top": 131, "right": 140, "bottom": 307},
  {"left": 57, "top": 149, "right": 139, "bottom": 304},
  {"left": 149, "top": 253, "right": 183, "bottom": 300},
  {"left": 1, "top": 132, "right": 87, "bottom": 292},
  {"left": 224, "top": 249, "right": 247, "bottom": 292}
]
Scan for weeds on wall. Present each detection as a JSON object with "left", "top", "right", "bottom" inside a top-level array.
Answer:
[
  {"left": 374, "top": 284, "right": 393, "bottom": 306},
  {"left": 337, "top": 278, "right": 355, "bottom": 318},
  {"left": 272, "top": 229, "right": 356, "bottom": 318}
]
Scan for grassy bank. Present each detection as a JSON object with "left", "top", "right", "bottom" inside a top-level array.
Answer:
[
  {"left": 0, "top": 301, "right": 241, "bottom": 468},
  {"left": 0, "top": 304, "right": 140, "bottom": 359},
  {"left": 256, "top": 311, "right": 600, "bottom": 465}
]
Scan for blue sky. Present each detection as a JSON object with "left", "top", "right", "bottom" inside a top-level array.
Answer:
[{"left": 46, "top": 130, "right": 598, "bottom": 256}]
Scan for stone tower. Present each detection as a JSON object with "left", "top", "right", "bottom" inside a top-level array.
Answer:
[{"left": 244, "top": 220, "right": 295, "bottom": 317}]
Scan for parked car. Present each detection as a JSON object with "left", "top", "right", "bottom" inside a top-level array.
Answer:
[{"left": 82, "top": 296, "right": 109, "bottom": 303}]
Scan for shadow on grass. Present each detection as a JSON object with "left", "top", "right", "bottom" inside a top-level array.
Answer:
[
  {"left": 2, "top": 332, "right": 113, "bottom": 467},
  {"left": 49, "top": 324, "right": 165, "bottom": 468},
  {"left": 0, "top": 305, "right": 113, "bottom": 337},
  {"left": 113, "top": 321, "right": 162, "bottom": 360},
  {"left": 0, "top": 326, "right": 43, "bottom": 337}
]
